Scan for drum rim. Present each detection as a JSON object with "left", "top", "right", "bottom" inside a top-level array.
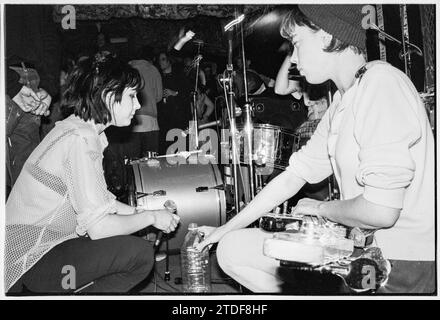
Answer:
[
  {"left": 209, "top": 163, "right": 226, "bottom": 227},
  {"left": 236, "top": 123, "right": 297, "bottom": 134}
]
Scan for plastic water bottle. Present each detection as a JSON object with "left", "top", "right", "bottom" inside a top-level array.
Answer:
[{"left": 180, "top": 223, "right": 211, "bottom": 293}]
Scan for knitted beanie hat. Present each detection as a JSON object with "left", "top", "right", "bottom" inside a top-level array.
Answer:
[{"left": 298, "top": 4, "right": 367, "bottom": 51}]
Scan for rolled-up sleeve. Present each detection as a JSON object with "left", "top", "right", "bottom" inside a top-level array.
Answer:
[
  {"left": 64, "top": 134, "right": 116, "bottom": 236},
  {"left": 286, "top": 106, "right": 333, "bottom": 184},
  {"left": 353, "top": 68, "right": 421, "bottom": 209}
]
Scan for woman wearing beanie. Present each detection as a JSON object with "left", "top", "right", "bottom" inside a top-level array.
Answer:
[{"left": 196, "top": 5, "right": 434, "bottom": 294}]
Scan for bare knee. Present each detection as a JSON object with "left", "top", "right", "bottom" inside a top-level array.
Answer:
[{"left": 216, "top": 230, "right": 243, "bottom": 272}]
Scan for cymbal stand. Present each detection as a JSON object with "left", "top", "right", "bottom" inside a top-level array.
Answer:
[
  {"left": 326, "top": 82, "right": 339, "bottom": 200},
  {"left": 189, "top": 43, "right": 203, "bottom": 151},
  {"left": 239, "top": 17, "right": 256, "bottom": 201},
  {"left": 399, "top": 4, "right": 411, "bottom": 78},
  {"left": 224, "top": 21, "right": 241, "bottom": 215}
]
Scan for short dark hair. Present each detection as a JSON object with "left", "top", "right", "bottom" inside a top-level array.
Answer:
[
  {"left": 62, "top": 53, "right": 142, "bottom": 125},
  {"left": 280, "top": 8, "right": 365, "bottom": 55}
]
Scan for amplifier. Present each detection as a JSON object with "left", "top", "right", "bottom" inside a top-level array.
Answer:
[{"left": 250, "top": 95, "right": 307, "bottom": 131}]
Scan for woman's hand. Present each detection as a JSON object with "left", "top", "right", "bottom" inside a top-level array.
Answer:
[
  {"left": 150, "top": 209, "right": 180, "bottom": 233},
  {"left": 174, "top": 29, "right": 195, "bottom": 51},
  {"left": 12, "top": 85, "right": 40, "bottom": 113},
  {"left": 31, "top": 89, "right": 52, "bottom": 116},
  {"left": 163, "top": 88, "right": 178, "bottom": 98},
  {"left": 291, "top": 198, "right": 325, "bottom": 217},
  {"left": 195, "top": 225, "right": 228, "bottom": 251}
]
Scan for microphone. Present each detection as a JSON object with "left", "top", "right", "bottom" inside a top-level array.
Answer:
[{"left": 154, "top": 200, "right": 178, "bottom": 248}]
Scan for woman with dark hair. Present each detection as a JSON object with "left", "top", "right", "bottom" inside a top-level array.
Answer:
[
  {"left": 5, "top": 53, "right": 180, "bottom": 294},
  {"left": 197, "top": 5, "right": 434, "bottom": 294}
]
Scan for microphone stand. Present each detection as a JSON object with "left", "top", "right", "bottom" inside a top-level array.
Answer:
[
  {"left": 369, "top": 22, "right": 422, "bottom": 80},
  {"left": 225, "top": 29, "right": 241, "bottom": 215},
  {"left": 399, "top": 4, "right": 411, "bottom": 78},
  {"left": 239, "top": 20, "right": 256, "bottom": 201},
  {"left": 190, "top": 43, "right": 203, "bottom": 151}
]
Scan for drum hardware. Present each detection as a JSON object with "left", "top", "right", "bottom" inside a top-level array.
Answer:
[
  {"left": 230, "top": 124, "right": 300, "bottom": 170},
  {"left": 135, "top": 190, "right": 167, "bottom": 200},
  {"left": 223, "top": 21, "right": 242, "bottom": 215},
  {"left": 196, "top": 185, "right": 225, "bottom": 192},
  {"left": 155, "top": 150, "right": 204, "bottom": 160},
  {"left": 188, "top": 42, "right": 204, "bottom": 150},
  {"left": 128, "top": 150, "right": 205, "bottom": 166},
  {"left": 144, "top": 151, "right": 158, "bottom": 159},
  {"left": 237, "top": 12, "right": 257, "bottom": 201}
]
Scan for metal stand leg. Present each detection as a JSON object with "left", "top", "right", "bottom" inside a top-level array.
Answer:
[{"left": 164, "top": 237, "right": 170, "bottom": 281}]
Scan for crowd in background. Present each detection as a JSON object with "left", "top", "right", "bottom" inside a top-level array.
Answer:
[{"left": 5, "top": 7, "right": 329, "bottom": 201}]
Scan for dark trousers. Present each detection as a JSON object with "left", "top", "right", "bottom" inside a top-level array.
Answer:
[{"left": 8, "top": 235, "right": 154, "bottom": 294}]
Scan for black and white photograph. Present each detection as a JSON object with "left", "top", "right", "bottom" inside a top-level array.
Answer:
[{"left": 1, "top": 1, "right": 437, "bottom": 301}]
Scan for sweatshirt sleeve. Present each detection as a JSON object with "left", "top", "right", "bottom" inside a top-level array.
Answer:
[{"left": 352, "top": 66, "right": 422, "bottom": 209}]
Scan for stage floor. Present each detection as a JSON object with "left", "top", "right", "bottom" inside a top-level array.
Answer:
[{"left": 133, "top": 248, "right": 243, "bottom": 295}]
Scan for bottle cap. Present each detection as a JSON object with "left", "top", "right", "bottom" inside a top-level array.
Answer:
[{"left": 188, "top": 223, "right": 198, "bottom": 230}]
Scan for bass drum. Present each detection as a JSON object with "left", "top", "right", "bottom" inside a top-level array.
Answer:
[{"left": 131, "top": 158, "right": 226, "bottom": 252}]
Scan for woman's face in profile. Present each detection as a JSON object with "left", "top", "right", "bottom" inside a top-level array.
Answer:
[
  {"left": 109, "top": 87, "right": 141, "bottom": 127},
  {"left": 290, "top": 25, "right": 331, "bottom": 84}
]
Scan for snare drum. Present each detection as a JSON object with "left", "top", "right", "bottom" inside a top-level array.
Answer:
[
  {"left": 130, "top": 158, "right": 226, "bottom": 251},
  {"left": 232, "top": 124, "right": 299, "bottom": 170}
]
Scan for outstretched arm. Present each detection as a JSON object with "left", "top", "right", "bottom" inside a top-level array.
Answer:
[{"left": 196, "top": 170, "right": 306, "bottom": 250}]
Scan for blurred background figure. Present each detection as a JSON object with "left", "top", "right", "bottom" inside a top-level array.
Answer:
[{"left": 127, "top": 45, "right": 163, "bottom": 157}]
